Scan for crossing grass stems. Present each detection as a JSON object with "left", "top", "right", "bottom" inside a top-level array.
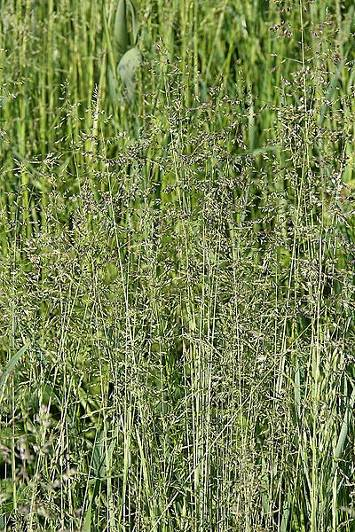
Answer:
[{"left": 0, "top": 0, "right": 354, "bottom": 530}]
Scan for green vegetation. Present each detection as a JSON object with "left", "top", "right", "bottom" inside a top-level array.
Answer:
[{"left": 0, "top": 0, "right": 354, "bottom": 530}]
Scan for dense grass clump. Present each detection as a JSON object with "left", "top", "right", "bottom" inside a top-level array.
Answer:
[{"left": 0, "top": 0, "right": 354, "bottom": 530}]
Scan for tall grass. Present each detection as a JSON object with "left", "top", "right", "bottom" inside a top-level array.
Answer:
[{"left": 0, "top": 0, "right": 354, "bottom": 530}]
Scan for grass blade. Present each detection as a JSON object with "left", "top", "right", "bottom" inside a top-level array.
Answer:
[{"left": 0, "top": 346, "right": 27, "bottom": 399}]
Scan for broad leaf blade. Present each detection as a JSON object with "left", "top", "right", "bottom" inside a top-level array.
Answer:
[
  {"left": 117, "top": 46, "right": 141, "bottom": 100},
  {"left": 114, "top": 0, "right": 129, "bottom": 56}
]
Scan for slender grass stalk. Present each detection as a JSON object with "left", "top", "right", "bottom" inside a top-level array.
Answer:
[{"left": 0, "top": 1, "right": 353, "bottom": 530}]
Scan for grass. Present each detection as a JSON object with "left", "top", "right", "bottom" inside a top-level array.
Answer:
[{"left": 0, "top": 0, "right": 354, "bottom": 530}]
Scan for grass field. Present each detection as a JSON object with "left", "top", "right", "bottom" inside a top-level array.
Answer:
[{"left": 0, "top": 0, "right": 354, "bottom": 530}]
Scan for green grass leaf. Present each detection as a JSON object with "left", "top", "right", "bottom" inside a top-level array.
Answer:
[
  {"left": 82, "top": 499, "right": 92, "bottom": 532},
  {"left": 0, "top": 345, "right": 27, "bottom": 399}
]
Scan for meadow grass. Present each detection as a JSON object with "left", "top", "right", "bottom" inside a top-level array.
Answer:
[{"left": 0, "top": 0, "right": 354, "bottom": 530}]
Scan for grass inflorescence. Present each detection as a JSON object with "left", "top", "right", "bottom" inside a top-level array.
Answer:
[{"left": 0, "top": 0, "right": 354, "bottom": 530}]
